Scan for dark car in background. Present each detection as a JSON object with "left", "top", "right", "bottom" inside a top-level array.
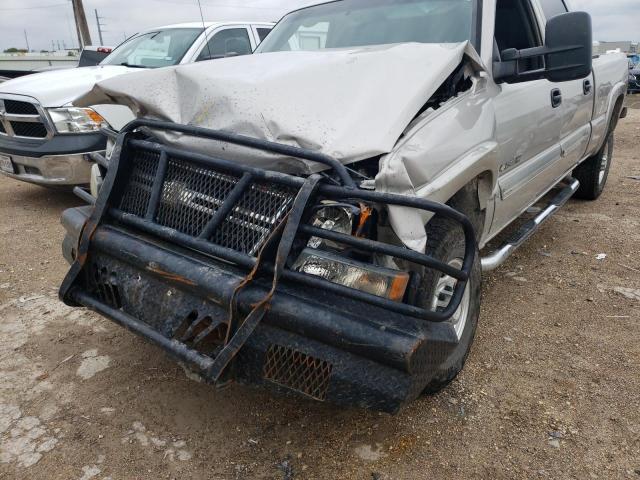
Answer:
[
  {"left": 78, "top": 46, "right": 114, "bottom": 67},
  {"left": 629, "top": 68, "right": 640, "bottom": 93}
]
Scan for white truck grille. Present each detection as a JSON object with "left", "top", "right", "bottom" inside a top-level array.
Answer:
[{"left": 0, "top": 97, "right": 52, "bottom": 140}]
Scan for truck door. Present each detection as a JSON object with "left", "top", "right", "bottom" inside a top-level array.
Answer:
[
  {"left": 491, "top": 0, "right": 564, "bottom": 233},
  {"left": 538, "top": 0, "right": 594, "bottom": 168}
]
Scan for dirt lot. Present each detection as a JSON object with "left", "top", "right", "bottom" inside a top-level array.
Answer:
[{"left": 0, "top": 108, "right": 638, "bottom": 480}]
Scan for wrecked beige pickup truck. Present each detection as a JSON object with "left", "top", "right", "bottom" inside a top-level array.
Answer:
[{"left": 59, "top": 0, "right": 628, "bottom": 413}]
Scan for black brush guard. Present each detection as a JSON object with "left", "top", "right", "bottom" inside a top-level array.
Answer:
[{"left": 60, "top": 119, "right": 477, "bottom": 413}]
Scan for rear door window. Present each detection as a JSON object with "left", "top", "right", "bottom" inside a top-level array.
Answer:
[
  {"left": 257, "top": 28, "right": 272, "bottom": 42},
  {"left": 197, "top": 28, "right": 252, "bottom": 61}
]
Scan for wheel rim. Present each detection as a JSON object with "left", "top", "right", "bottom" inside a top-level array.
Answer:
[
  {"left": 598, "top": 139, "right": 611, "bottom": 186},
  {"left": 430, "top": 258, "right": 471, "bottom": 341}
]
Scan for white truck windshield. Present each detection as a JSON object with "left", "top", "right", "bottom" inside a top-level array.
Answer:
[
  {"left": 101, "top": 28, "right": 203, "bottom": 68},
  {"left": 257, "top": 0, "right": 475, "bottom": 53}
]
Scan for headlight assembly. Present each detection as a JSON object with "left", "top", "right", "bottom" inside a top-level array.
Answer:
[
  {"left": 308, "top": 204, "right": 355, "bottom": 249},
  {"left": 48, "top": 107, "right": 107, "bottom": 134},
  {"left": 293, "top": 248, "right": 409, "bottom": 302}
]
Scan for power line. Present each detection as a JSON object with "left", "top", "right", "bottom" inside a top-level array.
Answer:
[
  {"left": 0, "top": 3, "right": 68, "bottom": 11},
  {"left": 148, "top": 0, "right": 283, "bottom": 10}
]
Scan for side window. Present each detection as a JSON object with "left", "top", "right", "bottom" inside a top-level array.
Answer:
[
  {"left": 257, "top": 28, "right": 272, "bottom": 42},
  {"left": 538, "top": 0, "right": 568, "bottom": 20},
  {"left": 495, "top": 0, "right": 543, "bottom": 71},
  {"left": 196, "top": 28, "right": 252, "bottom": 61}
]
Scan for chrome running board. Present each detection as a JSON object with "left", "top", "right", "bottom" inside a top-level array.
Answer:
[{"left": 481, "top": 178, "right": 580, "bottom": 272}]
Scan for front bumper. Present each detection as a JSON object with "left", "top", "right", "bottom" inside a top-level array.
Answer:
[
  {"left": 0, "top": 151, "right": 94, "bottom": 186},
  {"left": 0, "top": 132, "right": 106, "bottom": 186},
  {"left": 64, "top": 223, "right": 461, "bottom": 413}
]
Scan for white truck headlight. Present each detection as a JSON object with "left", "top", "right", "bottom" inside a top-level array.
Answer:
[
  {"left": 293, "top": 248, "right": 409, "bottom": 302},
  {"left": 48, "top": 107, "right": 107, "bottom": 134}
]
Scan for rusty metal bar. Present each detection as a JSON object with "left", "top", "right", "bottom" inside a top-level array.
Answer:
[
  {"left": 110, "top": 208, "right": 257, "bottom": 269},
  {"left": 122, "top": 118, "right": 357, "bottom": 188},
  {"left": 299, "top": 224, "right": 467, "bottom": 281},
  {"left": 145, "top": 151, "right": 168, "bottom": 221},
  {"left": 71, "top": 288, "right": 216, "bottom": 372},
  {"left": 198, "top": 172, "right": 253, "bottom": 239}
]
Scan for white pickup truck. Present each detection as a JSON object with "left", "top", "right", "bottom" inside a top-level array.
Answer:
[
  {"left": 0, "top": 21, "right": 273, "bottom": 187},
  {"left": 60, "top": 0, "right": 628, "bottom": 413}
]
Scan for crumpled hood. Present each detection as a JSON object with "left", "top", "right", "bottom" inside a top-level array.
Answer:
[
  {"left": 74, "top": 42, "right": 481, "bottom": 173},
  {"left": 0, "top": 65, "right": 133, "bottom": 107}
]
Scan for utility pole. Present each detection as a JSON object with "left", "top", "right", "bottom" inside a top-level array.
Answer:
[
  {"left": 71, "top": 0, "right": 92, "bottom": 48},
  {"left": 94, "top": 9, "right": 105, "bottom": 45},
  {"left": 24, "top": 30, "right": 30, "bottom": 52}
]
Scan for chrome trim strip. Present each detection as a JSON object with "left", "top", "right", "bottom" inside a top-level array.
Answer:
[
  {"left": 0, "top": 99, "right": 13, "bottom": 136},
  {"left": 2, "top": 114, "right": 41, "bottom": 123}
]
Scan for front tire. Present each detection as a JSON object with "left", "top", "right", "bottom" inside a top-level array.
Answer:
[
  {"left": 573, "top": 133, "right": 614, "bottom": 201},
  {"left": 416, "top": 216, "right": 482, "bottom": 395}
]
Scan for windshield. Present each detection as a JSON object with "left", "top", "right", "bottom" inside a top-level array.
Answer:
[
  {"left": 101, "top": 28, "right": 203, "bottom": 68},
  {"left": 257, "top": 0, "right": 475, "bottom": 53}
]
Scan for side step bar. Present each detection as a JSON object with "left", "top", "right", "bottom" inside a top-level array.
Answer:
[{"left": 481, "top": 178, "right": 580, "bottom": 272}]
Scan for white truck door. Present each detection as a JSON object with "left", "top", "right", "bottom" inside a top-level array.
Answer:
[
  {"left": 538, "top": 0, "right": 594, "bottom": 168},
  {"left": 490, "top": 0, "right": 564, "bottom": 233}
]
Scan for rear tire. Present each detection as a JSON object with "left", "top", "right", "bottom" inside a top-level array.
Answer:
[
  {"left": 416, "top": 215, "right": 482, "bottom": 395},
  {"left": 573, "top": 133, "right": 614, "bottom": 201}
]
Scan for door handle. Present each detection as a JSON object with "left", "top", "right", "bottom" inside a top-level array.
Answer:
[
  {"left": 583, "top": 79, "right": 592, "bottom": 95},
  {"left": 551, "top": 88, "right": 562, "bottom": 108}
]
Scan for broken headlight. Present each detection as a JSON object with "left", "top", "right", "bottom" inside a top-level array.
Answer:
[
  {"left": 293, "top": 248, "right": 409, "bottom": 302},
  {"left": 308, "top": 204, "right": 356, "bottom": 249}
]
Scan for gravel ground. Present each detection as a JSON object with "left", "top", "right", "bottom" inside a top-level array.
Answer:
[{"left": 0, "top": 106, "right": 638, "bottom": 480}]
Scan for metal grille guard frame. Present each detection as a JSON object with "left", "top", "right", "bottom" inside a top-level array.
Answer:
[{"left": 60, "top": 119, "right": 477, "bottom": 323}]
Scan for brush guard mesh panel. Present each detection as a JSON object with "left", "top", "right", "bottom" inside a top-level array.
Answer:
[
  {"left": 118, "top": 149, "right": 297, "bottom": 256},
  {"left": 263, "top": 344, "right": 333, "bottom": 401}
]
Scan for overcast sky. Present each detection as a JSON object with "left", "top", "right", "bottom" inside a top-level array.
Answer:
[{"left": 0, "top": 0, "right": 637, "bottom": 52}]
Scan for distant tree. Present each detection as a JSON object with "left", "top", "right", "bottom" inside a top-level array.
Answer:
[{"left": 3, "top": 48, "right": 28, "bottom": 53}]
